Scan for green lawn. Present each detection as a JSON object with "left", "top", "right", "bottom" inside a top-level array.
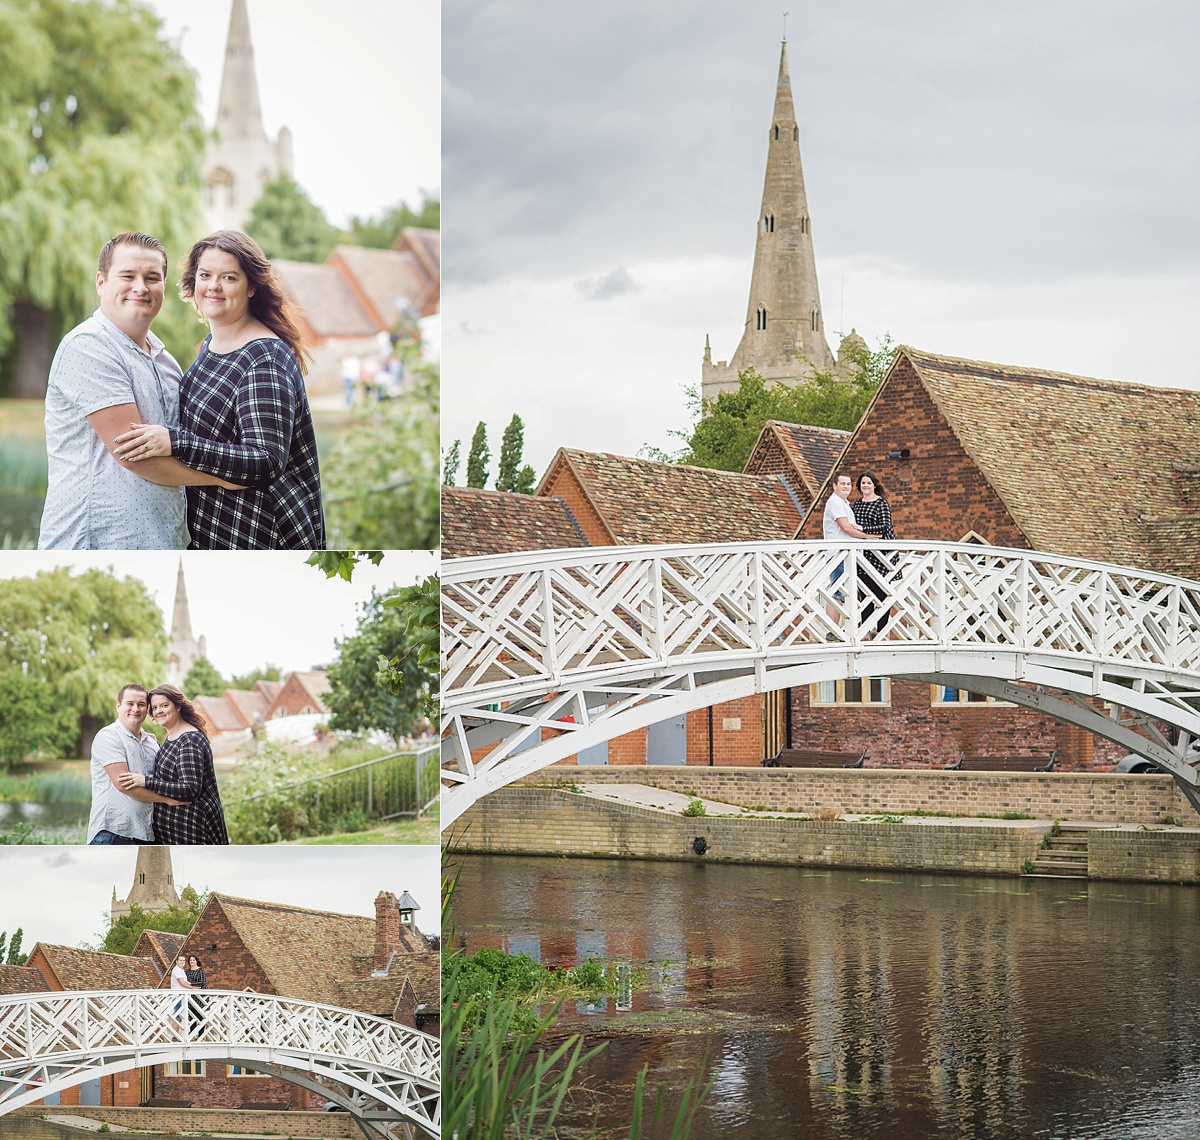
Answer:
[{"left": 289, "top": 816, "right": 440, "bottom": 845}]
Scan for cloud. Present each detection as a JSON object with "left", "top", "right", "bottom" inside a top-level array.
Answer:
[{"left": 576, "top": 267, "right": 640, "bottom": 301}]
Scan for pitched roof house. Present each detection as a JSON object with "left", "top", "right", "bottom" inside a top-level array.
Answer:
[
  {"left": 441, "top": 486, "right": 589, "bottom": 559},
  {"left": 23, "top": 943, "right": 160, "bottom": 991},
  {"left": 536, "top": 449, "right": 804, "bottom": 547},
  {"left": 743, "top": 420, "right": 849, "bottom": 513},
  {"left": 130, "top": 929, "right": 187, "bottom": 980},
  {"left": 796, "top": 347, "right": 1200, "bottom": 577}
]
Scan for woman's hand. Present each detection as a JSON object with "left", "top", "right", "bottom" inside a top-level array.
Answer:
[
  {"left": 116, "top": 771, "right": 147, "bottom": 790},
  {"left": 114, "top": 423, "right": 172, "bottom": 460}
]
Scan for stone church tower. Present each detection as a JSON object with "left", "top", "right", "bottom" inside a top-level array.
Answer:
[
  {"left": 702, "top": 40, "right": 835, "bottom": 404},
  {"left": 202, "top": 0, "right": 293, "bottom": 231},
  {"left": 166, "top": 561, "right": 206, "bottom": 688},
  {"left": 111, "top": 847, "right": 181, "bottom": 923}
]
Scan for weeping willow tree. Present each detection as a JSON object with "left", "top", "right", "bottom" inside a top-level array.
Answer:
[
  {"left": 0, "top": 0, "right": 205, "bottom": 397},
  {"left": 0, "top": 567, "right": 167, "bottom": 758}
]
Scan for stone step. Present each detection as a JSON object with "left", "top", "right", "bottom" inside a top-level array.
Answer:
[{"left": 1030, "top": 857, "right": 1089, "bottom": 873}]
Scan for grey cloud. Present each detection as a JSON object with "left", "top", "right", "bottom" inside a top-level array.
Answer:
[{"left": 576, "top": 267, "right": 640, "bottom": 301}]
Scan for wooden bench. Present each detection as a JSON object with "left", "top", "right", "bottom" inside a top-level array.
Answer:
[
  {"left": 763, "top": 748, "right": 867, "bottom": 769},
  {"left": 945, "top": 751, "right": 1056, "bottom": 772}
]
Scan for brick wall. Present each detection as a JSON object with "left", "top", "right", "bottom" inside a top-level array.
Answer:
[
  {"left": 177, "top": 901, "right": 274, "bottom": 994},
  {"left": 153, "top": 1064, "right": 305, "bottom": 1110},
  {"left": 1090, "top": 830, "right": 1200, "bottom": 882},
  {"left": 539, "top": 458, "right": 613, "bottom": 544},
  {"left": 454, "top": 787, "right": 1044, "bottom": 876},
  {"left": 12, "top": 1105, "right": 359, "bottom": 1137},
  {"left": 515, "top": 765, "right": 1193, "bottom": 825},
  {"left": 796, "top": 353, "right": 1030, "bottom": 547}
]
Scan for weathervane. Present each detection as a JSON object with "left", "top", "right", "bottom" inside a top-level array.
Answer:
[{"left": 783, "top": 11, "right": 789, "bottom": 41}]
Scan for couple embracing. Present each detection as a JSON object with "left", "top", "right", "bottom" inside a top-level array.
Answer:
[
  {"left": 88, "top": 682, "right": 228, "bottom": 846},
  {"left": 40, "top": 230, "right": 323, "bottom": 550}
]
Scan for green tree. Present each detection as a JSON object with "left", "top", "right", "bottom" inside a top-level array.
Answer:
[
  {"left": 496, "top": 415, "right": 535, "bottom": 493},
  {"left": 322, "top": 367, "right": 439, "bottom": 548},
  {"left": 0, "top": 567, "right": 167, "bottom": 757},
  {"left": 466, "top": 422, "right": 490, "bottom": 489},
  {"left": 666, "top": 335, "right": 895, "bottom": 472},
  {"left": 243, "top": 173, "right": 340, "bottom": 263},
  {"left": 0, "top": 928, "right": 28, "bottom": 966},
  {"left": 380, "top": 574, "right": 439, "bottom": 723},
  {"left": 0, "top": 0, "right": 205, "bottom": 397},
  {"left": 100, "top": 889, "right": 206, "bottom": 956},
  {"left": 344, "top": 194, "right": 440, "bottom": 249},
  {"left": 228, "top": 665, "right": 282, "bottom": 690},
  {"left": 182, "top": 657, "right": 226, "bottom": 700},
  {"left": 514, "top": 463, "right": 537, "bottom": 495},
  {"left": 443, "top": 439, "right": 461, "bottom": 487},
  {"left": 325, "top": 589, "right": 432, "bottom": 743},
  {"left": 0, "top": 668, "right": 77, "bottom": 769}
]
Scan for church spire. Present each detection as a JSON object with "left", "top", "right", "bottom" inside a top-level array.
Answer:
[
  {"left": 702, "top": 40, "right": 834, "bottom": 403},
  {"left": 170, "top": 560, "right": 193, "bottom": 644},
  {"left": 216, "top": 0, "right": 268, "bottom": 144}
]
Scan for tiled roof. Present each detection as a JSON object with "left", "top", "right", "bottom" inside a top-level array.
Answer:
[
  {"left": 194, "top": 695, "right": 245, "bottom": 734},
  {"left": 255, "top": 680, "right": 283, "bottom": 703},
  {"left": 273, "top": 260, "right": 380, "bottom": 338},
  {"left": 131, "top": 929, "right": 186, "bottom": 979},
  {"left": 33, "top": 944, "right": 159, "bottom": 991},
  {"left": 395, "top": 227, "right": 440, "bottom": 280},
  {"left": 331, "top": 245, "right": 430, "bottom": 326},
  {"left": 543, "top": 450, "right": 803, "bottom": 544},
  {"left": 441, "top": 487, "right": 588, "bottom": 558},
  {"left": 749, "top": 421, "right": 849, "bottom": 500},
  {"left": 223, "top": 687, "right": 269, "bottom": 727},
  {"left": 905, "top": 348, "right": 1200, "bottom": 576},
  {"left": 293, "top": 670, "right": 331, "bottom": 709},
  {"left": 0, "top": 964, "right": 49, "bottom": 994},
  {"left": 196, "top": 894, "right": 436, "bottom": 1012}
]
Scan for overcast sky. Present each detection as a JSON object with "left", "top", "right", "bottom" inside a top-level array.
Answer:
[
  {"left": 145, "top": 0, "right": 440, "bottom": 228},
  {"left": 0, "top": 551, "right": 436, "bottom": 677},
  {"left": 442, "top": 0, "right": 1200, "bottom": 474},
  {"left": 0, "top": 846, "right": 440, "bottom": 949}
]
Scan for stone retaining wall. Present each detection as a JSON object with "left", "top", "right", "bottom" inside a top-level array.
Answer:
[
  {"left": 12, "top": 1105, "right": 359, "bottom": 1136},
  {"left": 521, "top": 765, "right": 1193, "bottom": 824},
  {"left": 454, "top": 787, "right": 1044, "bottom": 876}
]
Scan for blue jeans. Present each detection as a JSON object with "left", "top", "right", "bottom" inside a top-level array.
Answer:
[
  {"left": 829, "top": 559, "right": 845, "bottom": 603},
  {"left": 89, "top": 831, "right": 151, "bottom": 845}
]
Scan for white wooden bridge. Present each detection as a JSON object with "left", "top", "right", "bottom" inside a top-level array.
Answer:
[
  {"left": 441, "top": 541, "right": 1200, "bottom": 826},
  {"left": 0, "top": 989, "right": 440, "bottom": 1138}
]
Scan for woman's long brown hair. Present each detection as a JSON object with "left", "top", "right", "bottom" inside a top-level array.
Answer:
[
  {"left": 149, "top": 684, "right": 212, "bottom": 741},
  {"left": 179, "top": 230, "right": 314, "bottom": 372}
]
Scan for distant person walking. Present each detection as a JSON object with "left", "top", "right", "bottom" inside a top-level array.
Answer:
[
  {"left": 852, "top": 471, "right": 896, "bottom": 636},
  {"left": 822, "top": 472, "right": 870, "bottom": 637}
]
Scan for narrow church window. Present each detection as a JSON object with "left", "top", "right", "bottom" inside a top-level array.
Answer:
[
  {"left": 800, "top": 215, "right": 808, "bottom": 234},
  {"left": 773, "top": 125, "right": 779, "bottom": 139},
  {"left": 756, "top": 306, "right": 767, "bottom": 331},
  {"left": 763, "top": 213, "right": 775, "bottom": 233},
  {"left": 810, "top": 309, "right": 819, "bottom": 331},
  {"left": 794, "top": 126, "right": 799, "bottom": 141},
  {"left": 139, "top": 873, "right": 145, "bottom": 884}
]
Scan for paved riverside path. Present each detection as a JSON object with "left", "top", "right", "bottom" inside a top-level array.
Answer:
[{"left": 572, "top": 783, "right": 1200, "bottom": 831}]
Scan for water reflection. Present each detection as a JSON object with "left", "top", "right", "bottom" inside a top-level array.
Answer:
[
  {"left": 452, "top": 856, "right": 1200, "bottom": 1139},
  {"left": 0, "top": 801, "right": 88, "bottom": 843}
]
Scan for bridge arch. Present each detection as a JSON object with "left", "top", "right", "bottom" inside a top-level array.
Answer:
[
  {"left": 0, "top": 990, "right": 439, "bottom": 1138},
  {"left": 442, "top": 542, "right": 1200, "bottom": 825}
]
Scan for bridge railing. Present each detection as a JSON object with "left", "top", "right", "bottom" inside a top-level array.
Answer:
[
  {"left": 443, "top": 542, "right": 1200, "bottom": 704},
  {"left": 0, "top": 990, "right": 439, "bottom": 1080}
]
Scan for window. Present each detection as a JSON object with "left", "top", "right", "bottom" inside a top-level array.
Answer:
[
  {"left": 774, "top": 124, "right": 779, "bottom": 139},
  {"left": 165, "top": 1061, "right": 205, "bottom": 1076},
  {"left": 810, "top": 678, "right": 890, "bottom": 706},
  {"left": 756, "top": 306, "right": 767, "bottom": 331},
  {"left": 763, "top": 213, "right": 775, "bottom": 233},
  {"left": 228, "top": 1065, "right": 269, "bottom": 1077},
  {"left": 931, "top": 686, "right": 1014, "bottom": 707},
  {"left": 959, "top": 530, "right": 990, "bottom": 545},
  {"left": 810, "top": 309, "right": 820, "bottom": 331},
  {"left": 800, "top": 214, "right": 809, "bottom": 234}
]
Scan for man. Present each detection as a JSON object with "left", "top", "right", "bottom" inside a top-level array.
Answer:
[
  {"left": 86, "top": 683, "right": 160, "bottom": 845},
  {"left": 169, "top": 954, "right": 197, "bottom": 1034},
  {"left": 822, "top": 472, "right": 871, "bottom": 634},
  {"left": 39, "top": 233, "right": 236, "bottom": 549}
]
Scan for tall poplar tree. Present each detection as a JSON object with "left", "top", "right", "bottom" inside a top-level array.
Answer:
[{"left": 466, "top": 422, "right": 490, "bottom": 489}]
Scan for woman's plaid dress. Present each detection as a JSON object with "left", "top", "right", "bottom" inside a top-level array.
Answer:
[
  {"left": 144, "top": 730, "right": 229, "bottom": 845},
  {"left": 170, "top": 336, "right": 325, "bottom": 549}
]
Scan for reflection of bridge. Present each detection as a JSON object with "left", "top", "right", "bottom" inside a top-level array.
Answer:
[
  {"left": 0, "top": 990, "right": 440, "bottom": 1138},
  {"left": 441, "top": 542, "right": 1200, "bottom": 826}
]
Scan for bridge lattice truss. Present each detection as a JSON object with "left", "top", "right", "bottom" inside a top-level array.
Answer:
[
  {"left": 442, "top": 542, "right": 1200, "bottom": 825},
  {"left": 0, "top": 990, "right": 440, "bottom": 1139}
]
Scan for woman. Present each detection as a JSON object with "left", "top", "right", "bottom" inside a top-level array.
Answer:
[
  {"left": 169, "top": 953, "right": 195, "bottom": 1032},
  {"left": 112, "top": 230, "right": 324, "bottom": 549},
  {"left": 185, "top": 953, "right": 208, "bottom": 1038},
  {"left": 852, "top": 471, "right": 896, "bottom": 635},
  {"left": 116, "top": 685, "right": 229, "bottom": 844}
]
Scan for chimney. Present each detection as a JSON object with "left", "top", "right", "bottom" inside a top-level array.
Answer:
[{"left": 374, "top": 891, "right": 400, "bottom": 973}]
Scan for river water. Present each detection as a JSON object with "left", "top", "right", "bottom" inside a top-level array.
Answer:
[
  {"left": 0, "top": 801, "right": 88, "bottom": 843},
  {"left": 451, "top": 854, "right": 1200, "bottom": 1140}
]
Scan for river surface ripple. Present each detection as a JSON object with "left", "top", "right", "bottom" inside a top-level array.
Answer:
[{"left": 451, "top": 854, "right": 1200, "bottom": 1140}]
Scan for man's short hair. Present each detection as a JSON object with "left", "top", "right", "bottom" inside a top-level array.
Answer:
[
  {"left": 833, "top": 472, "right": 853, "bottom": 485},
  {"left": 98, "top": 233, "right": 167, "bottom": 278},
  {"left": 116, "top": 683, "right": 148, "bottom": 704}
]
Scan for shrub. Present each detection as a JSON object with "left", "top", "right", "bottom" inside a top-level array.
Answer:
[{"left": 682, "top": 798, "right": 706, "bottom": 817}]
